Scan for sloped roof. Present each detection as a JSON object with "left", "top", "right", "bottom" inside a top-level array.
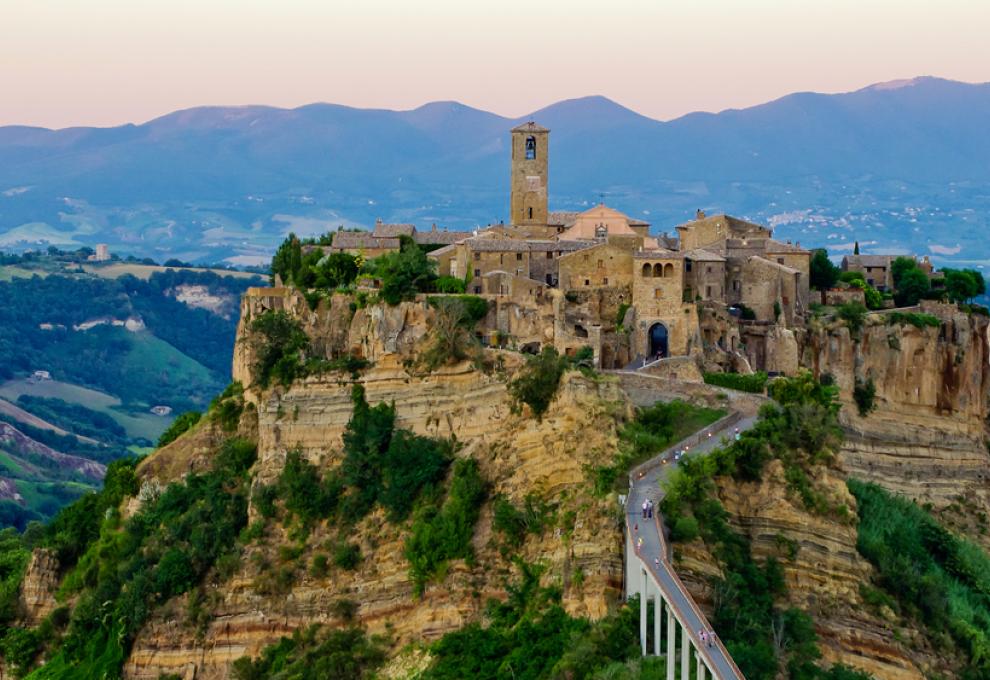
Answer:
[
  {"left": 765, "top": 239, "right": 809, "bottom": 254},
  {"left": 464, "top": 238, "right": 531, "bottom": 252},
  {"left": 560, "top": 204, "right": 641, "bottom": 240},
  {"left": 748, "top": 255, "right": 800, "bottom": 275},
  {"left": 414, "top": 229, "right": 473, "bottom": 245},
  {"left": 331, "top": 233, "right": 400, "bottom": 250},
  {"left": 511, "top": 121, "right": 550, "bottom": 133},
  {"left": 426, "top": 244, "right": 458, "bottom": 257},
  {"left": 547, "top": 211, "right": 579, "bottom": 227},
  {"left": 526, "top": 240, "right": 592, "bottom": 252},
  {"left": 372, "top": 222, "right": 415, "bottom": 238},
  {"left": 843, "top": 254, "right": 892, "bottom": 268},
  {"left": 684, "top": 248, "right": 726, "bottom": 262}
]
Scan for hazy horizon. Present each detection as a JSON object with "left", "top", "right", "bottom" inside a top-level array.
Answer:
[{"left": 4, "top": 0, "right": 990, "bottom": 129}]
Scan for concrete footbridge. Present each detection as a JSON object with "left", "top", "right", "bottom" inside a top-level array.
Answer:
[{"left": 623, "top": 411, "right": 756, "bottom": 679}]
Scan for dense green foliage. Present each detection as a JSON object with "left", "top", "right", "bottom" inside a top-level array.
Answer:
[
  {"left": 426, "top": 294, "right": 490, "bottom": 323},
  {"left": 15, "top": 396, "right": 127, "bottom": 443},
  {"left": 836, "top": 301, "right": 868, "bottom": 336},
  {"left": 0, "top": 270, "right": 259, "bottom": 400},
  {"left": 491, "top": 493, "right": 554, "bottom": 554},
  {"left": 850, "top": 480, "right": 990, "bottom": 676},
  {"left": 435, "top": 276, "right": 467, "bottom": 294},
  {"left": 0, "top": 528, "right": 30, "bottom": 625},
  {"left": 590, "top": 399, "right": 726, "bottom": 495},
  {"left": 891, "top": 257, "right": 930, "bottom": 306},
  {"left": 943, "top": 268, "right": 987, "bottom": 304},
  {"left": 157, "top": 411, "right": 202, "bottom": 447},
  {"left": 423, "top": 562, "right": 643, "bottom": 680},
  {"left": 810, "top": 249, "right": 840, "bottom": 291},
  {"left": 658, "top": 373, "right": 864, "bottom": 679},
  {"left": 365, "top": 240, "right": 438, "bottom": 305},
  {"left": 231, "top": 625, "right": 387, "bottom": 680},
  {"left": 508, "top": 347, "right": 569, "bottom": 419},
  {"left": 885, "top": 311, "right": 941, "bottom": 328},
  {"left": 703, "top": 371, "right": 768, "bottom": 393},
  {"left": 405, "top": 458, "right": 486, "bottom": 595},
  {"left": 248, "top": 311, "right": 310, "bottom": 388},
  {"left": 852, "top": 377, "right": 876, "bottom": 417},
  {"left": 14, "top": 439, "right": 256, "bottom": 679}
]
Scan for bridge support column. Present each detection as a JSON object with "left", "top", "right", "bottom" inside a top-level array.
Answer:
[
  {"left": 696, "top": 649, "right": 706, "bottom": 680},
  {"left": 666, "top": 610, "right": 675, "bottom": 680},
  {"left": 653, "top": 590, "right": 661, "bottom": 656},
  {"left": 681, "top": 631, "right": 690, "bottom": 680},
  {"left": 640, "top": 569, "right": 648, "bottom": 655}
]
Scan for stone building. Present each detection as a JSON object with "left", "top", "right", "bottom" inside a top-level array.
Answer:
[
  {"left": 841, "top": 254, "right": 894, "bottom": 291},
  {"left": 424, "top": 121, "right": 813, "bottom": 370}
]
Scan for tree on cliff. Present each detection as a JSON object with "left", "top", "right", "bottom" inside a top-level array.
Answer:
[
  {"left": 809, "top": 249, "right": 840, "bottom": 291},
  {"left": 942, "top": 268, "right": 986, "bottom": 304},
  {"left": 367, "top": 245, "right": 437, "bottom": 305}
]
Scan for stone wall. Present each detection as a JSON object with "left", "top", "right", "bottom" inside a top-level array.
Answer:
[{"left": 557, "top": 241, "right": 634, "bottom": 290}]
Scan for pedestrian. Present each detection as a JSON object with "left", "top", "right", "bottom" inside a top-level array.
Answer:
[
  {"left": 634, "top": 523, "right": 638, "bottom": 532},
  {"left": 700, "top": 630, "right": 707, "bottom": 646},
  {"left": 648, "top": 500, "right": 654, "bottom": 519},
  {"left": 654, "top": 556, "right": 660, "bottom": 569},
  {"left": 708, "top": 630, "right": 716, "bottom": 648},
  {"left": 642, "top": 500, "right": 648, "bottom": 518}
]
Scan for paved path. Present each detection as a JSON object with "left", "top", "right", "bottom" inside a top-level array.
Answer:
[{"left": 626, "top": 414, "right": 757, "bottom": 679}]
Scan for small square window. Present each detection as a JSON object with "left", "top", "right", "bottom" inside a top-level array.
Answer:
[
  {"left": 546, "top": 251, "right": 553, "bottom": 259},
  {"left": 585, "top": 279, "right": 590, "bottom": 286},
  {"left": 516, "top": 253, "right": 523, "bottom": 261},
  {"left": 474, "top": 269, "right": 481, "bottom": 277},
  {"left": 603, "top": 277, "right": 608, "bottom": 285},
  {"left": 777, "top": 257, "right": 784, "bottom": 264}
]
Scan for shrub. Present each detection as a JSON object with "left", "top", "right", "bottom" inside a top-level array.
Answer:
[
  {"left": 434, "top": 276, "right": 466, "bottom": 294},
  {"left": 703, "top": 371, "right": 768, "bottom": 393},
  {"left": 615, "top": 302, "right": 631, "bottom": 328},
  {"left": 332, "top": 541, "right": 362, "bottom": 571},
  {"left": 508, "top": 347, "right": 568, "bottom": 419},
  {"left": 853, "top": 377, "right": 876, "bottom": 417},
  {"left": 405, "top": 459, "right": 487, "bottom": 594},
  {"left": 231, "top": 625, "right": 386, "bottom": 680},
  {"left": 671, "top": 516, "right": 699, "bottom": 542},
  {"left": 157, "top": 411, "right": 201, "bottom": 447},
  {"left": 420, "top": 297, "right": 482, "bottom": 371},
  {"left": 426, "top": 294, "right": 489, "bottom": 323},
  {"left": 366, "top": 244, "right": 437, "bottom": 305},
  {"left": 491, "top": 494, "right": 552, "bottom": 552},
  {"left": 886, "top": 311, "right": 941, "bottom": 329},
  {"left": 836, "top": 301, "right": 868, "bottom": 336},
  {"left": 248, "top": 311, "right": 309, "bottom": 388}
]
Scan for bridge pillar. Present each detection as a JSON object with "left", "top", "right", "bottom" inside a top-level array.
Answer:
[
  {"left": 696, "top": 649, "right": 706, "bottom": 680},
  {"left": 653, "top": 590, "right": 661, "bottom": 656},
  {"left": 666, "top": 609, "right": 675, "bottom": 680},
  {"left": 681, "top": 630, "right": 691, "bottom": 680},
  {"left": 639, "top": 569, "right": 650, "bottom": 656}
]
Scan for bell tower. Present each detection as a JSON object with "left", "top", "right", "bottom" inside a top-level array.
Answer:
[{"left": 509, "top": 121, "right": 549, "bottom": 227}]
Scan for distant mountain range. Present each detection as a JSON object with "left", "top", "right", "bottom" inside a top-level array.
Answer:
[{"left": 1, "top": 76, "right": 989, "bottom": 265}]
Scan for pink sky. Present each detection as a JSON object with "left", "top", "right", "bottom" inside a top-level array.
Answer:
[{"left": 2, "top": 0, "right": 988, "bottom": 129}]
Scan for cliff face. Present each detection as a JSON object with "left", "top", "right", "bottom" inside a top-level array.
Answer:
[
  {"left": 122, "top": 290, "right": 631, "bottom": 679},
  {"left": 802, "top": 304, "right": 990, "bottom": 535}
]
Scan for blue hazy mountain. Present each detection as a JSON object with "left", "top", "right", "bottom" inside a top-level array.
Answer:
[{"left": 1, "top": 76, "right": 988, "bottom": 265}]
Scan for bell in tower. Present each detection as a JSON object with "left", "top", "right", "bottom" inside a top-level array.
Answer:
[{"left": 509, "top": 121, "right": 549, "bottom": 227}]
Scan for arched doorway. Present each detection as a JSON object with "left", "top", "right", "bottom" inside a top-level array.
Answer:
[{"left": 648, "top": 323, "right": 669, "bottom": 359}]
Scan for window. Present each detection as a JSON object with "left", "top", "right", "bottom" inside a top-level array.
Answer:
[
  {"left": 685, "top": 260, "right": 692, "bottom": 272},
  {"left": 706, "top": 285, "right": 712, "bottom": 297},
  {"left": 642, "top": 263, "right": 652, "bottom": 277},
  {"left": 474, "top": 252, "right": 481, "bottom": 261},
  {"left": 663, "top": 263, "right": 674, "bottom": 277},
  {"left": 603, "top": 277, "right": 608, "bottom": 285},
  {"left": 525, "top": 135, "right": 536, "bottom": 159},
  {"left": 474, "top": 286, "right": 481, "bottom": 294},
  {"left": 707, "top": 266, "right": 712, "bottom": 274},
  {"left": 777, "top": 257, "right": 784, "bottom": 264},
  {"left": 585, "top": 279, "right": 590, "bottom": 286},
  {"left": 528, "top": 207, "right": 533, "bottom": 219},
  {"left": 653, "top": 263, "right": 662, "bottom": 277},
  {"left": 654, "top": 289, "right": 663, "bottom": 299},
  {"left": 499, "top": 254, "right": 504, "bottom": 265},
  {"left": 516, "top": 253, "right": 523, "bottom": 261},
  {"left": 474, "top": 269, "right": 481, "bottom": 277},
  {"left": 546, "top": 251, "right": 553, "bottom": 259},
  {"left": 733, "top": 280, "right": 740, "bottom": 292},
  {"left": 597, "top": 259, "right": 604, "bottom": 269}
]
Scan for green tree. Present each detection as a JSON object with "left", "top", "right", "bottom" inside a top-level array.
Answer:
[
  {"left": 809, "top": 249, "right": 840, "bottom": 291},
  {"left": 890, "top": 256, "right": 919, "bottom": 290},
  {"left": 895, "top": 267, "right": 930, "bottom": 306},
  {"left": 368, "top": 246, "right": 437, "bottom": 305},
  {"left": 943, "top": 268, "right": 986, "bottom": 304},
  {"left": 508, "top": 347, "right": 568, "bottom": 419},
  {"left": 271, "top": 234, "right": 303, "bottom": 286},
  {"left": 248, "top": 311, "right": 310, "bottom": 388},
  {"left": 853, "top": 241, "right": 859, "bottom": 255}
]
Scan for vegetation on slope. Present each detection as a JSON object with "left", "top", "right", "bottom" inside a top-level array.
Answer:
[
  {"left": 660, "top": 373, "right": 866, "bottom": 679},
  {"left": 850, "top": 479, "right": 990, "bottom": 676},
  {"left": 590, "top": 399, "right": 726, "bottom": 495}
]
